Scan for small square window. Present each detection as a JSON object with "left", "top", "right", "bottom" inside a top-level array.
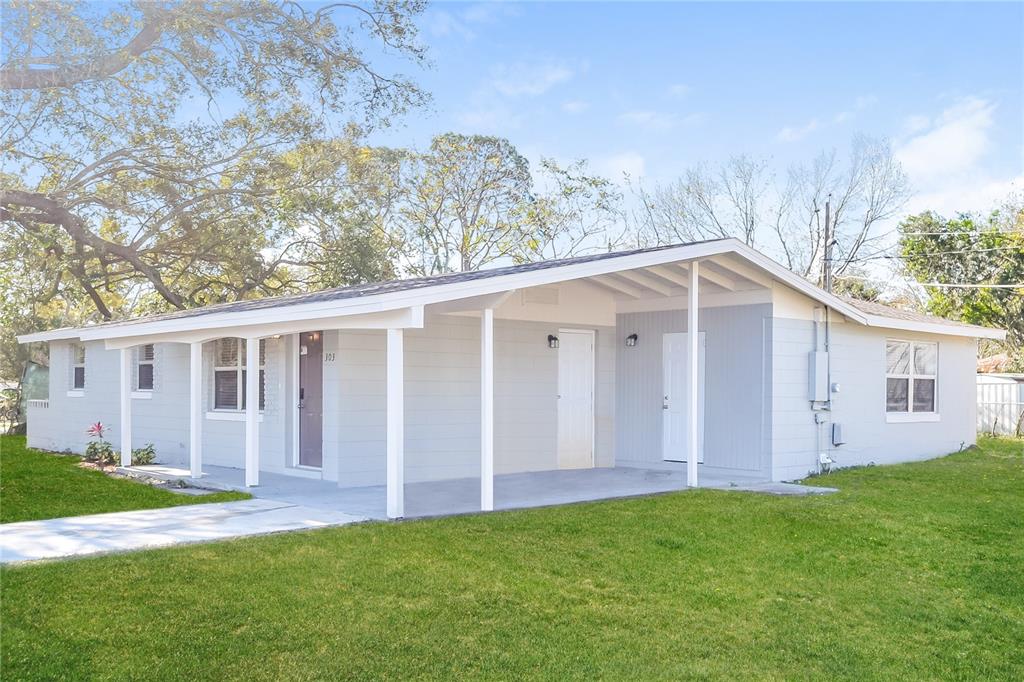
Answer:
[
  {"left": 136, "top": 344, "right": 155, "bottom": 391},
  {"left": 71, "top": 343, "right": 86, "bottom": 389}
]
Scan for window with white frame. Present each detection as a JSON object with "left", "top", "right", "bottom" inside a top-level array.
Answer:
[
  {"left": 213, "top": 338, "right": 265, "bottom": 410},
  {"left": 885, "top": 340, "right": 937, "bottom": 413},
  {"left": 70, "top": 343, "right": 86, "bottom": 389},
  {"left": 136, "top": 344, "right": 155, "bottom": 391}
]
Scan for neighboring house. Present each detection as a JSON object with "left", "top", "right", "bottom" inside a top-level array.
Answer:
[{"left": 19, "top": 239, "right": 1004, "bottom": 518}]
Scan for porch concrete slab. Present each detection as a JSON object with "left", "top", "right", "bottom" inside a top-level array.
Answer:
[
  {"left": 0, "top": 499, "right": 365, "bottom": 565},
  {"left": 121, "top": 464, "right": 835, "bottom": 522}
]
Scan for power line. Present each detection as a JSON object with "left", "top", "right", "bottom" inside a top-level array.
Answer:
[
  {"left": 836, "top": 274, "right": 1023, "bottom": 289},
  {"left": 846, "top": 246, "right": 1022, "bottom": 263}
]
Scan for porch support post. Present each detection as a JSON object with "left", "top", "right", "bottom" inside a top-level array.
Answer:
[
  {"left": 119, "top": 347, "right": 132, "bottom": 466},
  {"left": 189, "top": 341, "right": 203, "bottom": 478},
  {"left": 481, "top": 308, "right": 494, "bottom": 511},
  {"left": 687, "top": 261, "right": 700, "bottom": 488},
  {"left": 245, "top": 336, "right": 259, "bottom": 487},
  {"left": 386, "top": 328, "right": 405, "bottom": 518}
]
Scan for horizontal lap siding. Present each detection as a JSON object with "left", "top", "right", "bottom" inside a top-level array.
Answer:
[
  {"left": 29, "top": 339, "right": 287, "bottom": 470},
  {"left": 771, "top": 316, "right": 979, "bottom": 481},
  {"left": 615, "top": 304, "right": 771, "bottom": 476},
  {"left": 326, "top": 315, "right": 615, "bottom": 487}
]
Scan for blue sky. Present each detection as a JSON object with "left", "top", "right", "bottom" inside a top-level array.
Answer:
[{"left": 367, "top": 1, "right": 1024, "bottom": 218}]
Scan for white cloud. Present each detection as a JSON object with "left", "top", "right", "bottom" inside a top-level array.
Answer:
[
  {"left": 618, "top": 109, "right": 702, "bottom": 132},
  {"left": 425, "top": 3, "right": 520, "bottom": 40},
  {"left": 667, "top": 84, "right": 691, "bottom": 99},
  {"left": 490, "top": 61, "right": 574, "bottom": 97},
  {"left": 456, "top": 104, "right": 523, "bottom": 132},
  {"left": 595, "top": 152, "right": 647, "bottom": 179},
  {"left": 894, "top": 96, "right": 1020, "bottom": 216},
  {"left": 895, "top": 96, "right": 995, "bottom": 182},
  {"left": 903, "top": 114, "right": 931, "bottom": 134},
  {"left": 618, "top": 109, "right": 676, "bottom": 131},
  {"left": 783, "top": 94, "right": 878, "bottom": 138},
  {"left": 561, "top": 100, "right": 589, "bottom": 114},
  {"left": 777, "top": 118, "right": 820, "bottom": 142},
  {"left": 903, "top": 175, "right": 1024, "bottom": 217},
  {"left": 854, "top": 94, "right": 879, "bottom": 110}
]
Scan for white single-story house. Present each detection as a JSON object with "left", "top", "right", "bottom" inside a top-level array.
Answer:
[{"left": 19, "top": 239, "right": 1004, "bottom": 518}]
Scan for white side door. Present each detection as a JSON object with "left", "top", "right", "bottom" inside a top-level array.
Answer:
[
  {"left": 557, "top": 330, "right": 595, "bottom": 469},
  {"left": 662, "top": 332, "right": 706, "bottom": 463}
]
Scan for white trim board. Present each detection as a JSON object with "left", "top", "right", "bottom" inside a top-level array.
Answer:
[{"left": 18, "top": 239, "right": 1005, "bottom": 344}]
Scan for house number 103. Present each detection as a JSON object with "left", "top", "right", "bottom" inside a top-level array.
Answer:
[{"left": 324, "top": 352, "right": 336, "bottom": 362}]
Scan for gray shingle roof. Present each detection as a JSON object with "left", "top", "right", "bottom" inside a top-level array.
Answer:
[
  {"left": 92, "top": 241, "right": 719, "bottom": 330},
  {"left": 841, "top": 296, "right": 982, "bottom": 330}
]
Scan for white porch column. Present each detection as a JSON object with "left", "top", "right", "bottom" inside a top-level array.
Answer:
[
  {"left": 119, "top": 347, "right": 132, "bottom": 466},
  {"left": 189, "top": 341, "right": 203, "bottom": 479},
  {"left": 480, "top": 308, "right": 495, "bottom": 511},
  {"left": 386, "top": 328, "right": 405, "bottom": 519},
  {"left": 687, "top": 261, "right": 700, "bottom": 488},
  {"left": 244, "top": 336, "right": 260, "bottom": 487}
]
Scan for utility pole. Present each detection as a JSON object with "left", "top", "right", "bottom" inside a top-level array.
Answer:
[{"left": 823, "top": 194, "right": 833, "bottom": 294}]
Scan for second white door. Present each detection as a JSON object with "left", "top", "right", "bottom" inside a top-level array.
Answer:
[
  {"left": 557, "top": 330, "right": 595, "bottom": 469},
  {"left": 662, "top": 332, "right": 706, "bottom": 463}
]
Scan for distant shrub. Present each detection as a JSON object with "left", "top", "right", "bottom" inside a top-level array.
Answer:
[
  {"left": 84, "top": 420, "right": 116, "bottom": 466},
  {"left": 84, "top": 440, "right": 116, "bottom": 466},
  {"left": 132, "top": 443, "right": 156, "bottom": 465}
]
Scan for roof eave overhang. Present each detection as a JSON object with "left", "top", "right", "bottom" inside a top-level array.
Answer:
[
  {"left": 861, "top": 314, "right": 1006, "bottom": 340},
  {"left": 16, "top": 329, "right": 82, "bottom": 343},
  {"left": 73, "top": 240, "right": 742, "bottom": 343},
  {"left": 18, "top": 238, "right": 1005, "bottom": 345}
]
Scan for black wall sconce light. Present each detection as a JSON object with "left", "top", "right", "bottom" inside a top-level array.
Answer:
[
  {"left": 547, "top": 334, "right": 560, "bottom": 349},
  {"left": 625, "top": 333, "right": 639, "bottom": 347}
]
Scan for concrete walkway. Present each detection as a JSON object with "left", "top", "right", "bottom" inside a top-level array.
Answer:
[{"left": 0, "top": 499, "right": 365, "bottom": 565}]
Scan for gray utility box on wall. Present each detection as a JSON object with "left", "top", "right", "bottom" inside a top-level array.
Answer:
[{"left": 808, "top": 351, "right": 829, "bottom": 402}]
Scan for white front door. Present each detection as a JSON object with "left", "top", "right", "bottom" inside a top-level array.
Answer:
[
  {"left": 662, "top": 332, "right": 706, "bottom": 463},
  {"left": 557, "top": 330, "right": 595, "bottom": 469}
]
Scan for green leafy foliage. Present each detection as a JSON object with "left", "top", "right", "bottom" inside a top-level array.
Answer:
[
  {"left": 898, "top": 200, "right": 1024, "bottom": 366},
  {"left": 0, "top": 436, "right": 248, "bottom": 523},
  {"left": 131, "top": 443, "right": 156, "bottom": 465}
]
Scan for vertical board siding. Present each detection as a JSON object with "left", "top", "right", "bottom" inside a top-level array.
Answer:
[
  {"left": 615, "top": 304, "right": 771, "bottom": 476},
  {"left": 771, "top": 317, "right": 980, "bottom": 481},
  {"left": 325, "top": 315, "right": 615, "bottom": 487}
]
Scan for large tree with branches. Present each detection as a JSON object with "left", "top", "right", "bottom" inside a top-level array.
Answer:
[
  {"left": 1, "top": 0, "right": 427, "bottom": 322},
  {"left": 632, "top": 136, "right": 910, "bottom": 286}
]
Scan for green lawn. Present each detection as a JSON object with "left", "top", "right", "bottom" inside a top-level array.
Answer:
[
  {"left": 0, "top": 436, "right": 248, "bottom": 523},
  {"left": 2, "top": 438, "right": 1023, "bottom": 680}
]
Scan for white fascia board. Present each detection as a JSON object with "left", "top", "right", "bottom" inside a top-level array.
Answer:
[
  {"left": 76, "top": 241, "right": 735, "bottom": 342},
  {"left": 43, "top": 238, "right": 1003, "bottom": 344},
  {"left": 728, "top": 241, "right": 869, "bottom": 324},
  {"left": 99, "top": 307, "right": 424, "bottom": 349},
  {"left": 16, "top": 329, "right": 82, "bottom": 343},
  {"left": 861, "top": 314, "right": 1005, "bottom": 340}
]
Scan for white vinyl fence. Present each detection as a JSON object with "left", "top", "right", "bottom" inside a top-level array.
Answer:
[{"left": 977, "top": 376, "right": 1024, "bottom": 437}]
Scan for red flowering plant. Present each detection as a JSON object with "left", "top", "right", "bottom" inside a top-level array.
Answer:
[{"left": 84, "top": 421, "right": 116, "bottom": 466}]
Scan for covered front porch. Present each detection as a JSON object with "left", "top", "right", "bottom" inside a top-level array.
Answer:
[{"left": 87, "top": 243, "right": 781, "bottom": 519}]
